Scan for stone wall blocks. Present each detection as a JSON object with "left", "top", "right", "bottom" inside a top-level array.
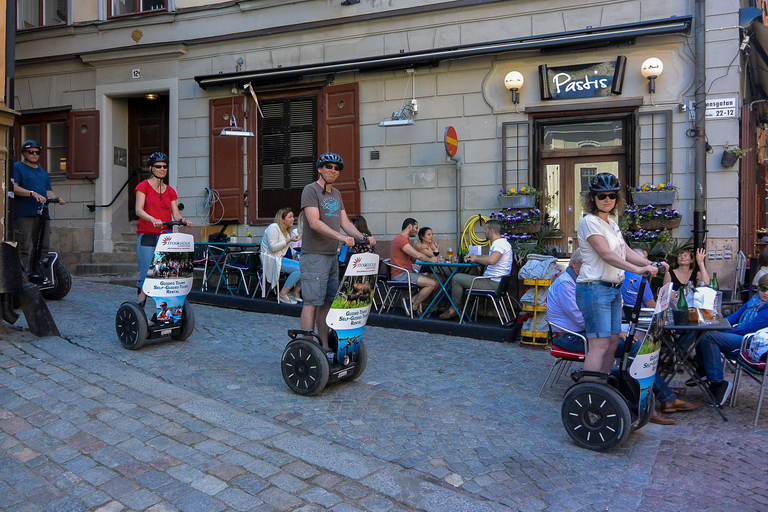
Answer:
[
  {"left": 178, "top": 137, "right": 208, "bottom": 158},
  {"left": 384, "top": 120, "right": 437, "bottom": 146},
  {"left": 386, "top": 166, "right": 439, "bottom": 190},
  {"left": 464, "top": 139, "right": 501, "bottom": 164},
  {"left": 366, "top": 191, "right": 410, "bottom": 214},
  {"left": 601, "top": 2, "right": 640, "bottom": 25},
  {"left": 360, "top": 125, "right": 386, "bottom": 148}
]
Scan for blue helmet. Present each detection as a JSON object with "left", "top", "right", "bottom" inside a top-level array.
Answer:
[
  {"left": 21, "top": 140, "right": 42, "bottom": 152},
  {"left": 317, "top": 152, "right": 344, "bottom": 171},
  {"left": 147, "top": 152, "right": 169, "bottom": 166},
  {"left": 589, "top": 173, "right": 621, "bottom": 193}
]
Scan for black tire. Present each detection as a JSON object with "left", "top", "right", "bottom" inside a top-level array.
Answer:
[
  {"left": 171, "top": 302, "right": 195, "bottom": 341},
  {"left": 345, "top": 340, "right": 367, "bottom": 382},
  {"left": 281, "top": 339, "right": 329, "bottom": 396},
  {"left": 115, "top": 302, "right": 148, "bottom": 350},
  {"left": 561, "top": 382, "right": 631, "bottom": 452},
  {"left": 42, "top": 261, "right": 71, "bottom": 300},
  {"left": 634, "top": 391, "right": 656, "bottom": 431}
]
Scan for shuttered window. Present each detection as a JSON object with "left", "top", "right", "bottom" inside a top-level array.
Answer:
[{"left": 257, "top": 96, "right": 317, "bottom": 218}]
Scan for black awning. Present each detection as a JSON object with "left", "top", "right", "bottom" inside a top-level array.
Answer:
[{"left": 195, "top": 16, "right": 692, "bottom": 89}]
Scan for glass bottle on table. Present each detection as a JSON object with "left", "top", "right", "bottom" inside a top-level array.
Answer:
[
  {"left": 677, "top": 282, "right": 689, "bottom": 310},
  {"left": 710, "top": 272, "right": 719, "bottom": 291}
]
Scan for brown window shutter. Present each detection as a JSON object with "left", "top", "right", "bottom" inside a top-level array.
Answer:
[
  {"left": 209, "top": 97, "right": 245, "bottom": 224},
  {"left": 67, "top": 110, "right": 100, "bottom": 179},
  {"left": 320, "top": 84, "right": 360, "bottom": 217}
]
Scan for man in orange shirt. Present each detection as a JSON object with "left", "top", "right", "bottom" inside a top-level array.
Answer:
[{"left": 389, "top": 218, "right": 437, "bottom": 316}]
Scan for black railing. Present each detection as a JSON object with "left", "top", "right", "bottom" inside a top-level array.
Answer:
[{"left": 87, "top": 168, "right": 137, "bottom": 212}]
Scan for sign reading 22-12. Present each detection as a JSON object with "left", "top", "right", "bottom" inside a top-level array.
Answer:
[{"left": 539, "top": 56, "right": 627, "bottom": 101}]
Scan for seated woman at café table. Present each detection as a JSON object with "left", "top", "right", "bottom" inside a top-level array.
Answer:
[
  {"left": 350, "top": 216, "right": 375, "bottom": 254},
  {"left": 414, "top": 227, "right": 440, "bottom": 262},
  {"left": 695, "top": 273, "right": 768, "bottom": 407},
  {"left": 663, "top": 248, "right": 710, "bottom": 291},
  {"left": 261, "top": 207, "right": 302, "bottom": 304}
]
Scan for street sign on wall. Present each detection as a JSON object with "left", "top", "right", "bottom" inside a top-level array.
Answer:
[{"left": 444, "top": 126, "right": 458, "bottom": 157}]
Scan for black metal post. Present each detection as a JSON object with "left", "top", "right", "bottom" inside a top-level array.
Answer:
[{"left": 693, "top": 0, "right": 707, "bottom": 250}]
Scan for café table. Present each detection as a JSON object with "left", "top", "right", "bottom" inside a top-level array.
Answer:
[
  {"left": 417, "top": 261, "right": 479, "bottom": 320},
  {"left": 196, "top": 242, "right": 259, "bottom": 295},
  {"left": 660, "top": 316, "right": 732, "bottom": 421}
]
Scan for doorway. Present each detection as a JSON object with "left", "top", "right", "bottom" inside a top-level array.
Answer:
[{"left": 127, "top": 96, "right": 169, "bottom": 220}]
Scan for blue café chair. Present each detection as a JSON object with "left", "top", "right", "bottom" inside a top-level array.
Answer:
[
  {"left": 459, "top": 272, "right": 516, "bottom": 324},
  {"left": 380, "top": 258, "right": 415, "bottom": 318},
  {"left": 730, "top": 333, "right": 768, "bottom": 426},
  {"left": 218, "top": 251, "right": 252, "bottom": 296},
  {"left": 538, "top": 322, "right": 587, "bottom": 397}
]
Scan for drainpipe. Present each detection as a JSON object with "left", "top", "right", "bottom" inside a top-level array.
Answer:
[
  {"left": 693, "top": 0, "right": 707, "bottom": 251},
  {"left": 448, "top": 154, "right": 462, "bottom": 249},
  {"left": 5, "top": 0, "right": 16, "bottom": 241}
]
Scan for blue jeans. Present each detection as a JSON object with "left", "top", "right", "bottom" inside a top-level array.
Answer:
[
  {"left": 282, "top": 257, "right": 301, "bottom": 290},
  {"left": 136, "top": 234, "right": 156, "bottom": 290},
  {"left": 575, "top": 282, "right": 623, "bottom": 339},
  {"left": 695, "top": 331, "right": 743, "bottom": 383}
]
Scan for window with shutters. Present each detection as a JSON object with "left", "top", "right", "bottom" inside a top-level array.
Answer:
[
  {"left": 16, "top": 112, "right": 69, "bottom": 180},
  {"left": 257, "top": 96, "right": 318, "bottom": 218}
]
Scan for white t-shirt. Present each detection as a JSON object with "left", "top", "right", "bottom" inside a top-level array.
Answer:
[
  {"left": 577, "top": 214, "right": 626, "bottom": 284},
  {"left": 485, "top": 237, "right": 513, "bottom": 282}
]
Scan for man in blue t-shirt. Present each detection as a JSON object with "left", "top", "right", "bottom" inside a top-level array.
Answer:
[
  {"left": 622, "top": 247, "right": 657, "bottom": 317},
  {"left": 13, "top": 140, "right": 67, "bottom": 277}
]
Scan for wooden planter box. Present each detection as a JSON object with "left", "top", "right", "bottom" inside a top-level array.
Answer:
[
  {"left": 638, "top": 217, "right": 681, "bottom": 230},
  {"left": 504, "top": 221, "right": 542, "bottom": 234},
  {"left": 631, "top": 190, "right": 676, "bottom": 205},
  {"left": 498, "top": 195, "right": 537, "bottom": 209}
]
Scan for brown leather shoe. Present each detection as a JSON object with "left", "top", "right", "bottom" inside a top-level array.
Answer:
[
  {"left": 650, "top": 410, "right": 677, "bottom": 425},
  {"left": 660, "top": 398, "right": 704, "bottom": 413},
  {"left": 439, "top": 308, "right": 458, "bottom": 320}
]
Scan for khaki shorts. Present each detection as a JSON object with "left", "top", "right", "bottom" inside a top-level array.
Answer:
[
  {"left": 299, "top": 253, "right": 339, "bottom": 306},
  {"left": 392, "top": 270, "right": 420, "bottom": 285}
]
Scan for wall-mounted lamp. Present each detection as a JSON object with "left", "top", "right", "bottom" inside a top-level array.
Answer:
[
  {"left": 641, "top": 58, "right": 663, "bottom": 94},
  {"left": 504, "top": 71, "right": 524, "bottom": 105},
  {"left": 145, "top": 93, "right": 158, "bottom": 101}
]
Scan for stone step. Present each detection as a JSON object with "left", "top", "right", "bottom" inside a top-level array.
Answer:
[
  {"left": 121, "top": 232, "right": 138, "bottom": 242},
  {"left": 91, "top": 251, "right": 137, "bottom": 264},
  {"left": 114, "top": 241, "right": 136, "bottom": 253},
  {"left": 74, "top": 262, "right": 137, "bottom": 277}
]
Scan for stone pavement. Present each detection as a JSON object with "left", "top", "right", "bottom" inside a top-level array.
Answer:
[{"left": 1, "top": 278, "right": 767, "bottom": 512}]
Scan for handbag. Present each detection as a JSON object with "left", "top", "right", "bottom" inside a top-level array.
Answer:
[{"left": 748, "top": 327, "right": 768, "bottom": 363}]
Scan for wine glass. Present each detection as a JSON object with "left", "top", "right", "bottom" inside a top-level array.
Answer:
[
  {"left": 432, "top": 241, "right": 440, "bottom": 258},
  {"left": 447, "top": 247, "right": 454, "bottom": 262}
]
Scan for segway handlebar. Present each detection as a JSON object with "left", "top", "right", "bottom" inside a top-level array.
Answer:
[
  {"left": 162, "top": 220, "right": 190, "bottom": 228},
  {"left": 641, "top": 262, "right": 666, "bottom": 278},
  {"left": 44, "top": 198, "right": 61, "bottom": 205},
  {"left": 355, "top": 237, "right": 371, "bottom": 247}
]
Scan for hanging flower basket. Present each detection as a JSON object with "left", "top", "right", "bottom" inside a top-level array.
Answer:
[
  {"left": 638, "top": 217, "right": 681, "bottom": 230},
  {"left": 498, "top": 195, "right": 536, "bottom": 209},
  {"left": 632, "top": 190, "right": 676, "bottom": 205},
  {"left": 505, "top": 221, "right": 542, "bottom": 234}
]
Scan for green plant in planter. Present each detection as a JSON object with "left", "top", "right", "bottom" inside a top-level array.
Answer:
[
  {"left": 498, "top": 186, "right": 542, "bottom": 197},
  {"left": 511, "top": 217, "right": 562, "bottom": 266},
  {"left": 723, "top": 144, "right": 752, "bottom": 158}
]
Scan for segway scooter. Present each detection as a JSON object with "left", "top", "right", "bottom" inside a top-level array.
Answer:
[
  {"left": 115, "top": 221, "right": 195, "bottom": 350},
  {"left": 561, "top": 265, "right": 671, "bottom": 451},
  {"left": 281, "top": 243, "right": 377, "bottom": 396},
  {"left": 26, "top": 198, "right": 71, "bottom": 300}
]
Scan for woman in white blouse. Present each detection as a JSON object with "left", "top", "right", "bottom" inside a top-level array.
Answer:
[{"left": 260, "top": 208, "right": 302, "bottom": 304}]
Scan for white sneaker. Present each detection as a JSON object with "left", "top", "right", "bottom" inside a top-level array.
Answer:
[
  {"left": 290, "top": 293, "right": 303, "bottom": 303},
  {"left": 280, "top": 294, "right": 298, "bottom": 304}
]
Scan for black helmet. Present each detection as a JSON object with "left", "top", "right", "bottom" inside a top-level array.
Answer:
[
  {"left": 316, "top": 152, "right": 344, "bottom": 171},
  {"left": 589, "top": 173, "right": 621, "bottom": 193},
  {"left": 147, "top": 152, "right": 169, "bottom": 166},
  {"left": 21, "top": 140, "right": 42, "bottom": 152}
]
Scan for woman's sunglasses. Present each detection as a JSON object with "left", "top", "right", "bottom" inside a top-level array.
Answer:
[
  {"left": 759, "top": 286, "right": 768, "bottom": 293},
  {"left": 596, "top": 193, "right": 618, "bottom": 200}
]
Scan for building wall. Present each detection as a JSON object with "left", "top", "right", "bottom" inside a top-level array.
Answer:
[{"left": 13, "top": 0, "right": 745, "bottom": 284}]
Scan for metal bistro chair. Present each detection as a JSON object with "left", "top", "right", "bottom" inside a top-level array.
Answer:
[
  {"left": 218, "top": 251, "right": 252, "bottom": 296},
  {"left": 538, "top": 322, "right": 586, "bottom": 397},
  {"left": 246, "top": 252, "right": 263, "bottom": 299},
  {"left": 730, "top": 333, "right": 768, "bottom": 426},
  {"left": 459, "top": 272, "right": 516, "bottom": 324},
  {"left": 380, "top": 258, "right": 415, "bottom": 318},
  {"left": 201, "top": 244, "right": 229, "bottom": 292}
]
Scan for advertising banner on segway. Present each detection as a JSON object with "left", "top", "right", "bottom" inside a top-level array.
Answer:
[
  {"left": 141, "top": 233, "right": 195, "bottom": 325},
  {"left": 630, "top": 282, "right": 673, "bottom": 412},
  {"left": 326, "top": 252, "right": 379, "bottom": 361}
]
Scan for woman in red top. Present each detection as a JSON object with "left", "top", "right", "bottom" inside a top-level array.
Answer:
[{"left": 135, "top": 152, "right": 191, "bottom": 305}]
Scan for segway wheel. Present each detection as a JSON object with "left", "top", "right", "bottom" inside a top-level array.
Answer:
[
  {"left": 561, "top": 382, "right": 631, "bottom": 452},
  {"left": 115, "top": 302, "right": 148, "bottom": 350},
  {"left": 42, "top": 262, "right": 71, "bottom": 300},
  {"left": 281, "top": 339, "right": 329, "bottom": 396},
  {"left": 171, "top": 302, "right": 195, "bottom": 341},
  {"left": 345, "top": 340, "right": 367, "bottom": 382},
  {"left": 634, "top": 392, "right": 656, "bottom": 431}
]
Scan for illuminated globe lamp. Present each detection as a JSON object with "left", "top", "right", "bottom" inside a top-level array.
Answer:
[
  {"left": 641, "top": 58, "right": 663, "bottom": 94},
  {"left": 504, "top": 71, "right": 524, "bottom": 105}
]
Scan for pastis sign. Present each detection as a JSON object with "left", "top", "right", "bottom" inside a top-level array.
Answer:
[{"left": 539, "top": 56, "right": 627, "bottom": 101}]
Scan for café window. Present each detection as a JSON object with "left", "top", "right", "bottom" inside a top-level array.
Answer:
[
  {"left": 17, "top": 0, "right": 68, "bottom": 30},
  {"left": 110, "top": 0, "right": 167, "bottom": 18},
  {"left": 16, "top": 114, "right": 69, "bottom": 180}
]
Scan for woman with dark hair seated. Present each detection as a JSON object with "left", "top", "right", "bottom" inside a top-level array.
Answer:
[
  {"left": 696, "top": 273, "right": 768, "bottom": 406},
  {"left": 414, "top": 227, "right": 439, "bottom": 262}
]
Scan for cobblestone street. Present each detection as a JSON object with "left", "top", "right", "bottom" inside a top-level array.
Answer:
[{"left": 1, "top": 278, "right": 767, "bottom": 511}]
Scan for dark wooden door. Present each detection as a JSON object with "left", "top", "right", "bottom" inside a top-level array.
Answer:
[
  {"left": 209, "top": 96, "right": 246, "bottom": 224},
  {"left": 128, "top": 96, "right": 169, "bottom": 220},
  {"left": 321, "top": 83, "right": 360, "bottom": 217}
]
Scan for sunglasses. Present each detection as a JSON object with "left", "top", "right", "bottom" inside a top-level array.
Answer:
[
  {"left": 323, "top": 164, "right": 340, "bottom": 171},
  {"left": 759, "top": 286, "right": 768, "bottom": 293},
  {"left": 153, "top": 165, "right": 168, "bottom": 169},
  {"left": 596, "top": 193, "right": 618, "bottom": 201},
  {"left": 26, "top": 150, "right": 41, "bottom": 155}
]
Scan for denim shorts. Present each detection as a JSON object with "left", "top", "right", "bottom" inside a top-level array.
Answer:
[
  {"left": 299, "top": 253, "right": 339, "bottom": 306},
  {"left": 575, "top": 282, "right": 623, "bottom": 339}
]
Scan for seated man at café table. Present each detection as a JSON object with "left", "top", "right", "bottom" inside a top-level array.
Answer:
[
  {"left": 549, "top": 249, "right": 700, "bottom": 423},
  {"left": 622, "top": 247, "right": 657, "bottom": 320},
  {"left": 694, "top": 273, "right": 768, "bottom": 407},
  {"left": 390, "top": 218, "right": 438, "bottom": 316},
  {"left": 439, "top": 220, "right": 512, "bottom": 320}
]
